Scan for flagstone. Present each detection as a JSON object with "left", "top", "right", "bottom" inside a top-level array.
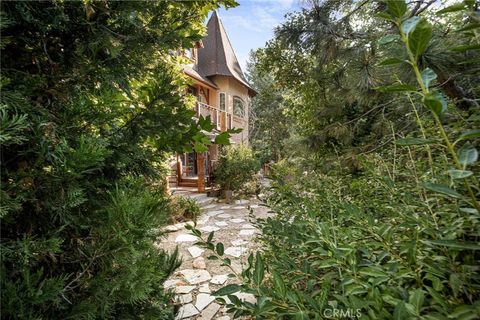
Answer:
[
  {"left": 198, "top": 302, "right": 221, "bottom": 320},
  {"left": 239, "top": 229, "right": 255, "bottom": 236},
  {"left": 210, "top": 274, "right": 228, "bottom": 285},
  {"left": 231, "top": 239, "right": 248, "bottom": 246},
  {"left": 230, "top": 218, "right": 245, "bottom": 223},
  {"left": 215, "top": 221, "right": 228, "bottom": 227},
  {"left": 175, "top": 293, "right": 193, "bottom": 304},
  {"left": 199, "top": 283, "right": 210, "bottom": 293},
  {"left": 175, "top": 303, "right": 199, "bottom": 319},
  {"left": 225, "top": 246, "right": 248, "bottom": 258},
  {"left": 217, "top": 213, "right": 232, "bottom": 219},
  {"left": 175, "top": 234, "right": 198, "bottom": 242},
  {"left": 199, "top": 225, "right": 220, "bottom": 233},
  {"left": 180, "top": 269, "right": 211, "bottom": 284},
  {"left": 195, "top": 293, "right": 215, "bottom": 311},
  {"left": 175, "top": 286, "right": 196, "bottom": 294},
  {"left": 187, "top": 246, "right": 204, "bottom": 258},
  {"left": 207, "top": 210, "right": 224, "bottom": 217}
]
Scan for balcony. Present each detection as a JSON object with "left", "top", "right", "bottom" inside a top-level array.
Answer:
[{"left": 195, "top": 101, "right": 232, "bottom": 131}]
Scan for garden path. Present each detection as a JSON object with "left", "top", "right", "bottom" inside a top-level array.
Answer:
[{"left": 159, "top": 189, "right": 270, "bottom": 320}]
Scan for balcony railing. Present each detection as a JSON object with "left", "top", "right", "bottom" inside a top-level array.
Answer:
[{"left": 195, "top": 101, "right": 233, "bottom": 131}]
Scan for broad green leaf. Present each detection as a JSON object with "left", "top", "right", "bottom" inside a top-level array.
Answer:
[
  {"left": 378, "top": 34, "right": 399, "bottom": 45},
  {"left": 458, "top": 129, "right": 480, "bottom": 141},
  {"left": 422, "top": 182, "right": 463, "bottom": 198},
  {"left": 207, "top": 255, "right": 219, "bottom": 260},
  {"left": 272, "top": 271, "right": 286, "bottom": 297},
  {"left": 436, "top": 3, "right": 466, "bottom": 14},
  {"left": 450, "top": 44, "right": 480, "bottom": 52},
  {"left": 402, "top": 16, "right": 421, "bottom": 34},
  {"left": 193, "top": 142, "right": 209, "bottom": 153},
  {"left": 198, "top": 115, "right": 214, "bottom": 131},
  {"left": 386, "top": 0, "right": 407, "bottom": 18},
  {"left": 408, "top": 18, "right": 432, "bottom": 58},
  {"left": 212, "top": 284, "right": 242, "bottom": 296},
  {"left": 378, "top": 57, "right": 404, "bottom": 66},
  {"left": 458, "top": 145, "right": 478, "bottom": 166},
  {"left": 358, "top": 267, "right": 387, "bottom": 277},
  {"left": 253, "top": 252, "right": 265, "bottom": 285},
  {"left": 395, "top": 138, "right": 436, "bottom": 146},
  {"left": 207, "top": 231, "right": 214, "bottom": 243},
  {"left": 447, "top": 169, "right": 473, "bottom": 179},
  {"left": 214, "top": 132, "right": 231, "bottom": 145},
  {"left": 216, "top": 242, "right": 224, "bottom": 256},
  {"left": 425, "top": 240, "right": 480, "bottom": 250},
  {"left": 421, "top": 68, "right": 437, "bottom": 88},
  {"left": 409, "top": 289, "right": 425, "bottom": 315},
  {"left": 422, "top": 92, "right": 447, "bottom": 115},
  {"left": 375, "top": 84, "right": 417, "bottom": 92}
]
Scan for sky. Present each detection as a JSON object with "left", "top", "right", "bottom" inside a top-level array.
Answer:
[{"left": 215, "top": 0, "right": 302, "bottom": 73}]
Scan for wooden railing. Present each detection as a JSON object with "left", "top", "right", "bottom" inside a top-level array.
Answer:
[{"left": 195, "top": 101, "right": 232, "bottom": 131}]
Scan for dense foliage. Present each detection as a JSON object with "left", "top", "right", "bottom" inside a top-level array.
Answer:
[
  {"left": 196, "top": 0, "right": 480, "bottom": 319},
  {"left": 213, "top": 145, "right": 259, "bottom": 193},
  {"left": 0, "top": 1, "right": 236, "bottom": 318}
]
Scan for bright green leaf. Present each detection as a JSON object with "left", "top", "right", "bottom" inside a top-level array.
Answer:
[
  {"left": 408, "top": 18, "right": 432, "bottom": 58},
  {"left": 425, "top": 240, "right": 480, "bottom": 250},
  {"left": 402, "top": 16, "right": 421, "bottom": 34},
  {"left": 253, "top": 252, "right": 265, "bottom": 285},
  {"left": 214, "top": 132, "right": 231, "bottom": 145},
  {"left": 193, "top": 141, "right": 209, "bottom": 153},
  {"left": 378, "top": 57, "right": 404, "bottom": 66},
  {"left": 458, "top": 145, "right": 478, "bottom": 166},
  {"left": 422, "top": 92, "right": 447, "bottom": 115},
  {"left": 212, "top": 284, "right": 242, "bottom": 296},
  {"left": 386, "top": 0, "right": 407, "bottom": 18}
]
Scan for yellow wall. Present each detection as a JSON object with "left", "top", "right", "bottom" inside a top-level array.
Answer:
[{"left": 211, "top": 75, "right": 250, "bottom": 144}]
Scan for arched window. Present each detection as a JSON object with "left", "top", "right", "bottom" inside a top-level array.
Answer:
[{"left": 233, "top": 96, "right": 245, "bottom": 117}]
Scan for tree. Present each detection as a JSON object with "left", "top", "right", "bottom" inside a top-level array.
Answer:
[{"left": 0, "top": 1, "right": 236, "bottom": 318}]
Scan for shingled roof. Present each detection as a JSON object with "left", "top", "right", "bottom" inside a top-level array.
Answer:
[{"left": 198, "top": 11, "right": 255, "bottom": 95}]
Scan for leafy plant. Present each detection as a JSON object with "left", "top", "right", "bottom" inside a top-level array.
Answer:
[
  {"left": 213, "top": 145, "right": 260, "bottom": 193},
  {"left": 170, "top": 195, "right": 201, "bottom": 222}
]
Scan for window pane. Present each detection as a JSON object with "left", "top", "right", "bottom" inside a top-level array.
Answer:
[
  {"left": 220, "top": 93, "right": 226, "bottom": 111},
  {"left": 233, "top": 97, "right": 244, "bottom": 117}
]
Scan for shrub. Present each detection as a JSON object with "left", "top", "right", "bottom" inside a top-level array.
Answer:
[
  {"left": 170, "top": 196, "right": 201, "bottom": 222},
  {"left": 213, "top": 145, "right": 260, "bottom": 194}
]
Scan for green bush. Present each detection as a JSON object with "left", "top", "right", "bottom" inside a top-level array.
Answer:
[
  {"left": 213, "top": 145, "right": 260, "bottom": 194},
  {"left": 170, "top": 196, "right": 201, "bottom": 222}
]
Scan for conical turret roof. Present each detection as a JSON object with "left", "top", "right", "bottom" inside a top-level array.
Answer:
[{"left": 198, "top": 11, "right": 254, "bottom": 94}]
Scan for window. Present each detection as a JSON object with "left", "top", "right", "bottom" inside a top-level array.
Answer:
[
  {"left": 219, "top": 93, "right": 226, "bottom": 111},
  {"left": 233, "top": 96, "right": 245, "bottom": 117}
]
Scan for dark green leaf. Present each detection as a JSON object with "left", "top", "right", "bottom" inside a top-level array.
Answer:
[
  {"left": 395, "top": 138, "right": 436, "bottom": 146},
  {"left": 422, "top": 182, "right": 463, "bottom": 198},
  {"left": 214, "top": 132, "right": 231, "bottom": 145},
  {"left": 408, "top": 18, "right": 432, "bottom": 58},
  {"left": 421, "top": 68, "right": 437, "bottom": 88},
  {"left": 436, "top": 3, "right": 466, "bottom": 14},
  {"left": 378, "top": 34, "right": 399, "bottom": 45},
  {"left": 450, "top": 44, "right": 480, "bottom": 52},
  {"left": 212, "top": 284, "right": 242, "bottom": 296},
  {"left": 375, "top": 84, "right": 417, "bottom": 92},
  {"left": 207, "top": 255, "right": 219, "bottom": 260},
  {"left": 216, "top": 242, "right": 224, "bottom": 256},
  {"left": 198, "top": 115, "right": 214, "bottom": 131},
  {"left": 386, "top": 0, "right": 407, "bottom": 18},
  {"left": 458, "top": 129, "right": 480, "bottom": 141},
  {"left": 425, "top": 240, "right": 480, "bottom": 250},
  {"left": 193, "top": 142, "right": 209, "bottom": 153},
  {"left": 253, "top": 252, "right": 265, "bottom": 285},
  {"left": 378, "top": 58, "right": 404, "bottom": 66},
  {"left": 456, "top": 23, "right": 480, "bottom": 32},
  {"left": 448, "top": 169, "right": 473, "bottom": 179},
  {"left": 207, "top": 231, "right": 214, "bottom": 243}
]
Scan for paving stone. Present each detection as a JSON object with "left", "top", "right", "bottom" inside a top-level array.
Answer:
[
  {"left": 175, "top": 293, "right": 193, "bottom": 304},
  {"left": 235, "top": 199, "right": 249, "bottom": 204},
  {"left": 198, "top": 302, "right": 221, "bottom": 320},
  {"left": 232, "top": 206, "right": 244, "bottom": 209},
  {"left": 225, "top": 247, "right": 248, "bottom": 258},
  {"left": 230, "top": 218, "right": 245, "bottom": 223},
  {"left": 231, "top": 239, "right": 248, "bottom": 246},
  {"left": 195, "top": 293, "right": 215, "bottom": 311},
  {"left": 197, "top": 216, "right": 210, "bottom": 225},
  {"left": 241, "top": 224, "right": 255, "bottom": 229},
  {"left": 210, "top": 274, "right": 228, "bottom": 285},
  {"left": 175, "top": 303, "right": 199, "bottom": 319},
  {"left": 198, "top": 283, "right": 210, "bottom": 293},
  {"left": 180, "top": 269, "right": 211, "bottom": 284},
  {"left": 220, "top": 206, "right": 231, "bottom": 209},
  {"left": 207, "top": 210, "right": 224, "bottom": 217},
  {"left": 199, "top": 225, "right": 220, "bottom": 233},
  {"left": 164, "top": 279, "right": 181, "bottom": 289},
  {"left": 175, "top": 286, "right": 196, "bottom": 294},
  {"left": 193, "top": 257, "right": 206, "bottom": 269},
  {"left": 217, "top": 213, "right": 232, "bottom": 219},
  {"left": 239, "top": 229, "right": 255, "bottom": 236},
  {"left": 187, "top": 246, "right": 205, "bottom": 258},
  {"left": 216, "top": 316, "right": 230, "bottom": 320},
  {"left": 202, "top": 204, "right": 216, "bottom": 209},
  {"left": 175, "top": 234, "right": 198, "bottom": 242},
  {"left": 215, "top": 221, "right": 228, "bottom": 227},
  {"left": 164, "top": 225, "right": 179, "bottom": 232},
  {"left": 250, "top": 204, "right": 261, "bottom": 208}
]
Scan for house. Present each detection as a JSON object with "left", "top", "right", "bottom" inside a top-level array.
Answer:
[{"left": 170, "top": 11, "right": 256, "bottom": 192}]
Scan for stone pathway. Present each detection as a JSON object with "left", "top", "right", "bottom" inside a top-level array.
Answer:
[{"left": 159, "top": 190, "right": 269, "bottom": 320}]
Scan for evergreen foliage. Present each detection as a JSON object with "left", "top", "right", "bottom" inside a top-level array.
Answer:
[{"left": 0, "top": 1, "right": 236, "bottom": 318}]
